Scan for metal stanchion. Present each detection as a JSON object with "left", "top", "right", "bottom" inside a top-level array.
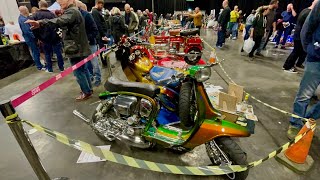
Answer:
[{"left": 0, "top": 100, "right": 68, "bottom": 180}]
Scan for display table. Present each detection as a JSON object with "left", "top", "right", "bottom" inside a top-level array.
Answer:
[{"left": 0, "top": 42, "right": 33, "bottom": 79}]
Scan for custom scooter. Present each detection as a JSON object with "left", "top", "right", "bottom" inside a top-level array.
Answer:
[{"left": 75, "top": 62, "right": 250, "bottom": 180}]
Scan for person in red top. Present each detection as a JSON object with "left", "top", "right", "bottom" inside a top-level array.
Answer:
[{"left": 145, "top": 9, "right": 153, "bottom": 22}]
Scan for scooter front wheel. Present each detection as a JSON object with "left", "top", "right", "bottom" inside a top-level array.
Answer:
[{"left": 206, "top": 137, "right": 249, "bottom": 180}]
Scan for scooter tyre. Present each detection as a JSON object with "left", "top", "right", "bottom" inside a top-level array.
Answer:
[
  {"left": 184, "top": 47, "right": 201, "bottom": 65},
  {"left": 206, "top": 137, "right": 249, "bottom": 180},
  {"left": 179, "top": 82, "right": 195, "bottom": 130}
]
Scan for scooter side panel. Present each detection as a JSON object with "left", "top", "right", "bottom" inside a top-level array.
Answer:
[{"left": 183, "top": 119, "right": 250, "bottom": 149}]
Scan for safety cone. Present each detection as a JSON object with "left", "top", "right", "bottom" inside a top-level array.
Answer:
[{"left": 276, "top": 120, "right": 316, "bottom": 174}]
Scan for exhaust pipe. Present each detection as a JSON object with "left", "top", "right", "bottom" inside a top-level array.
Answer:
[{"left": 73, "top": 110, "right": 90, "bottom": 124}]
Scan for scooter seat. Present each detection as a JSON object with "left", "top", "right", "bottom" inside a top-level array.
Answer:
[
  {"left": 105, "top": 77, "right": 160, "bottom": 98},
  {"left": 150, "top": 66, "right": 177, "bottom": 85}
]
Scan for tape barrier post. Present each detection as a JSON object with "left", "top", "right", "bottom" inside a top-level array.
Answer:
[
  {"left": 0, "top": 100, "right": 62, "bottom": 180},
  {"left": 17, "top": 119, "right": 315, "bottom": 176}
]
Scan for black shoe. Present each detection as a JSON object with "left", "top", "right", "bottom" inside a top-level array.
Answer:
[
  {"left": 241, "top": 48, "right": 244, "bottom": 52},
  {"left": 296, "top": 64, "right": 305, "bottom": 69},
  {"left": 255, "top": 52, "right": 264, "bottom": 57}
]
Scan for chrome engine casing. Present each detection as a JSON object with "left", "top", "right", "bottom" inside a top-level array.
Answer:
[{"left": 91, "top": 97, "right": 152, "bottom": 149}]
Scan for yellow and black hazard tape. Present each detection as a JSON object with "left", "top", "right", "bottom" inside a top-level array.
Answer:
[
  {"left": 201, "top": 39, "right": 309, "bottom": 122},
  {"left": 14, "top": 119, "right": 314, "bottom": 176}
]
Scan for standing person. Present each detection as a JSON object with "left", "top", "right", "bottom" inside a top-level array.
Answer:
[
  {"left": 124, "top": 4, "right": 138, "bottom": 37},
  {"left": 138, "top": 10, "right": 149, "bottom": 35},
  {"left": 248, "top": 7, "right": 268, "bottom": 59},
  {"left": 287, "top": 0, "right": 320, "bottom": 140},
  {"left": 274, "top": 3, "right": 297, "bottom": 49},
  {"left": 244, "top": 10, "right": 256, "bottom": 41},
  {"left": 282, "top": 1, "right": 316, "bottom": 73},
  {"left": 229, "top": 5, "right": 241, "bottom": 40},
  {"left": 76, "top": 0, "right": 102, "bottom": 86},
  {"left": 145, "top": 9, "right": 153, "bottom": 22},
  {"left": 33, "top": 0, "right": 64, "bottom": 73},
  {"left": 110, "top": 7, "right": 126, "bottom": 44},
  {"left": 216, "top": 0, "right": 231, "bottom": 48},
  {"left": 18, "top": 6, "right": 44, "bottom": 71},
  {"left": 91, "top": 0, "right": 109, "bottom": 66},
  {"left": 26, "top": 0, "right": 92, "bottom": 101},
  {"left": 255, "top": 0, "right": 279, "bottom": 55},
  {"left": 188, "top": 7, "right": 202, "bottom": 35},
  {"left": 130, "top": 7, "right": 139, "bottom": 34}
]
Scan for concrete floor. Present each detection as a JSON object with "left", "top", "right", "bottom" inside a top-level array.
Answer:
[{"left": 0, "top": 29, "right": 319, "bottom": 180}]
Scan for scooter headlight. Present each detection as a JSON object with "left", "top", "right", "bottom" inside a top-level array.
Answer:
[
  {"left": 134, "top": 50, "right": 141, "bottom": 56},
  {"left": 195, "top": 67, "right": 211, "bottom": 82}
]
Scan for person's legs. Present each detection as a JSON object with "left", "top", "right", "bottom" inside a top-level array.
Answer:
[
  {"left": 216, "top": 29, "right": 225, "bottom": 47},
  {"left": 43, "top": 43, "right": 53, "bottom": 72},
  {"left": 275, "top": 29, "right": 283, "bottom": 46},
  {"left": 52, "top": 42, "right": 64, "bottom": 71},
  {"left": 90, "top": 45, "right": 102, "bottom": 86},
  {"left": 196, "top": 26, "right": 201, "bottom": 35},
  {"left": 231, "top": 22, "right": 238, "bottom": 38},
  {"left": 281, "top": 27, "right": 292, "bottom": 46},
  {"left": 26, "top": 40, "right": 43, "bottom": 69},
  {"left": 244, "top": 25, "right": 251, "bottom": 40},
  {"left": 296, "top": 42, "right": 307, "bottom": 67},
  {"left": 249, "top": 36, "right": 262, "bottom": 57},
  {"left": 262, "top": 30, "right": 273, "bottom": 49},
  {"left": 70, "top": 57, "right": 92, "bottom": 95},
  {"left": 256, "top": 30, "right": 270, "bottom": 53},
  {"left": 283, "top": 40, "right": 300, "bottom": 70},
  {"left": 289, "top": 61, "right": 320, "bottom": 129}
]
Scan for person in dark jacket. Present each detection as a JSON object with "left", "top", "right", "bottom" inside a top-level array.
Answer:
[
  {"left": 33, "top": 0, "right": 64, "bottom": 73},
  {"left": 18, "top": 6, "right": 44, "bottom": 71},
  {"left": 249, "top": 6, "right": 268, "bottom": 58},
  {"left": 282, "top": 2, "right": 315, "bottom": 73},
  {"left": 77, "top": 0, "right": 102, "bottom": 87},
  {"left": 26, "top": 0, "right": 92, "bottom": 101},
  {"left": 91, "top": 0, "right": 109, "bottom": 66},
  {"left": 216, "top": 0, "right": 231, "bottom": 48},
  {"left": 287, "top": 0, "right": 320, "bottom": 140},
  {"left": 110, "top": 7, "right": 126, "bottom": 44},
  {"left": 124, "top": 4, "right": 138, "bottom": 36}
]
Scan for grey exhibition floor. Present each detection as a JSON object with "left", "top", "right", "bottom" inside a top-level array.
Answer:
[{"left": 0, "top": 29, "right": 319, "bottom": 180}]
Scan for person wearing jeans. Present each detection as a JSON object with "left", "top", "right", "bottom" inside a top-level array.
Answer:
[
  {"left": 77, "top": 3, "right": 101, "bottom": 86},
  {"left": 229, "top": 6, "right": 241, "bottom": 40},
  {"left": 287, "top": 0, "right": 320, "bottom": 140},
  {"left": 43, "top": 42, "right": 64, "bottom": 72},
  {"left": 274, "top": 3, "right": 297, "bottom": 49},
  {"left": 33, "top": 0, "right": 65, "bottom": 73},
  {"left": 18, "top": 6, "right": 44, "bottom": 70}
]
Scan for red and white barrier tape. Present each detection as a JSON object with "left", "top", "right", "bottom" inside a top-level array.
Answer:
[{"left": 11, "top": 47, "right": 106, "bottom": 108}]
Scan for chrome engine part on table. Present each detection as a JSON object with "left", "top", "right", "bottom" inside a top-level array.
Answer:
[{"left": 92, "top": 96, "right": 153, "bottom": 149}]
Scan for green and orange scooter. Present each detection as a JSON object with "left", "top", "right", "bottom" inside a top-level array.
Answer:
[{"left": 74, "top": 62, "right": 251, "bottom": 179}]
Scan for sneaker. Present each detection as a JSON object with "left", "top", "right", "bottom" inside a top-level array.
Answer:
[
  {"left": 282, "top": 67, "right": 285, "bottom": 70},
  {"left": 255, "top": 52, "right": 264, "bottom": 57},
  {"left": 280, "top": 46, "right": 286, "bottom": 49},
  {"left": 232, "top": 37, "right": 237, "bottom": 40},
  {"left": 38, "top": 67, "right": 46, "bottom": 71},
  {"left": 76, "top": 92, "right": 92, "bottom": 101},
  {"left": 45, "top": 69, "right": 53, "bottom": 73},
  {"left": 284, "top": 67, "right": 298, "bottom": 73},
  {"left": 274, "top": 45, "right": 278, "bottom": 48},
  {"left": 241, "top": 48, "right": 244, "bottom": 52},
  {"left": 216, "top": 45, "right": 222, "bottom": 49},
  {"left": 287, "top": 125, "right": 300, "bottom": 141}
]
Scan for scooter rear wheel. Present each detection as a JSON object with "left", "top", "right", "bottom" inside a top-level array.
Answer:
[{"left": 206, "top": 137, "right": 249, "bottom": 180}]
